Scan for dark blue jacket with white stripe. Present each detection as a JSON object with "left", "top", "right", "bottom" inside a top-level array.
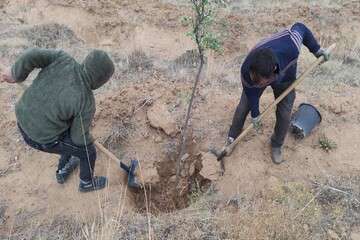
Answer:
[{"left": 241, "top": 22, "right": 321, "bottom": 118}]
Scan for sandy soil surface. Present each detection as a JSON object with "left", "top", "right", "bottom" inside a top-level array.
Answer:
[{"left": 0, "top": 0, "right": 360, "bottom": 238}]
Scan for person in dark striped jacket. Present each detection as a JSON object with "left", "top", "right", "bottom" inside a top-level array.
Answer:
[{"left": 228, "top": 22, "right": 330, "bottom": 164}]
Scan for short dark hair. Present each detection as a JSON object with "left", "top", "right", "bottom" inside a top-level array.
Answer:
[{"left": 249, "top": 48, "right": 277, "bottom": 81}]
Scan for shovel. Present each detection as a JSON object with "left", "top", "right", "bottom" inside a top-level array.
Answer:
[
  {"left": 211, "top": 43, "right": 336, "bottom": 174},
  {"left": 94, "top": 141, "right": 141, "bottom": 189}
]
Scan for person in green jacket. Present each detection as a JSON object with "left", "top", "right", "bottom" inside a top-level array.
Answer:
[{"left": 0, "top": 48, "right": 114, "bottom": 192}]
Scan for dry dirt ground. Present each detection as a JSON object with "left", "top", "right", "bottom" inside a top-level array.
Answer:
[{"left": 1, "top": 0, "right": 360, "bottom": 239}]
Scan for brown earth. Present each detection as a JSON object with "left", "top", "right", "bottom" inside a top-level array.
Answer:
[{"left": 0, "top": 0, "right": 360, "bottom": 239}]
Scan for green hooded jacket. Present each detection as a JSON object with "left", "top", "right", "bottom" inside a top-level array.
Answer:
[{"left": 12, "top": 48, "right": 114, "bottom": 146}]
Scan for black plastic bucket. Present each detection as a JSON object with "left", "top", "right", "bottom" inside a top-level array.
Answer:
[{"left": 290, "top": 103, "right": 322, "bottom": 139}]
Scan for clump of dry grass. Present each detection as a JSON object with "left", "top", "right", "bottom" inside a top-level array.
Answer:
[
  {"left": 127, "top": 50, "right": 153, "bottom": 72},
  {"left": 219, "top": 178, "right": 360, "bottom": 239},
  {"left": 312, "top": 176, "right": 360, "bottom": 239},
  {"left": 5, "top": 176, "right": 360, "bottom": 240},
  {"left": 21, "top": 23, "right": 82, "bottom": 48},
  {"left": 103, "top": 121, "right": 133, "bottom": 150},
  {"left": 223, "top": 182, "right": 322, "bottom": 239},
  {"left": 4, "top": 215, "right": 82, "bottom": 240},
  {"left": 174, "top": 49, "right": 202, "bottom": 69}
]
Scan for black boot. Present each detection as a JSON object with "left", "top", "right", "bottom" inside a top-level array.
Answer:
[
  {"left": 79, "top": 176, "right": 108, "bottom": 192},
  {"left": 56, "top": 156, "right": 80, "bottom": 184}
]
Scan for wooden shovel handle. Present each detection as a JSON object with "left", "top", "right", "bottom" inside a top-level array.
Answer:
[
  {"left": 94, "top": 141, "right": 121, "bottom": 165},
  {"left": 225, "top": 43, "right": 336, "bottom": 155}
]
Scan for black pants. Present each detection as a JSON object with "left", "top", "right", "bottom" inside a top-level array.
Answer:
[
  {"left": 228, "top": 85, "right": 296, "bottom": 148},
  {"left": 18, "top": 125, "right": 96, "bottom": 181}
]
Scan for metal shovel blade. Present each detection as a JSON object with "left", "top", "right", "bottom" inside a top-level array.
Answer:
[
  {"left": 209, "top": 147, "right": 226, "bottom": 175},
  {"left": 120, "top": 159, "right": 142, "bottom": 189},
  {"left": 209, "top": 147, "right": 227, "bottom": 161}
]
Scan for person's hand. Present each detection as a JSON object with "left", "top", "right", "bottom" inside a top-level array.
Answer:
[
  {"left": 314, "top": 48, "right": 330, "bottom": 62},
  {"left": 0, "top": 67, "right": 16, "bottom": 83},
  {"left": 251, "top": 116, "right": 262, "bottom": 133}
]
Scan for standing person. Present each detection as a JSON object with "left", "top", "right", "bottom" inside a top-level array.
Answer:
[
  {"left": 0, "top": 48, "right": 115, "bottom": 192},
  {"left": 227, "top": 22, "right": 330, "bottom": 164}
]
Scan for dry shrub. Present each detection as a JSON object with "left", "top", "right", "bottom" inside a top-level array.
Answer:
[
  {"left": 174, "top": 49, "right": 202, "bottom": 69},
  {"left": 221, "top": 182, "right": 321, "bottom": 240},
  {"left": 4, "top": 215, "right": 82, "bottom": 240},
  {"left": 6, "top": 178, "right": 360, "bottom": 240},
  {"left": 313, "top": 176, "right": 360, "bottom": 238},
  {"left": 21, "top": 23, "right": 82, "bottom": 48},
  {"left": 127, "top": 50, "right": 153, "bottom": 72}
]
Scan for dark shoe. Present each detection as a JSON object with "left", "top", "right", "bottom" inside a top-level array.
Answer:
[
  {"left": 271, "top": 147, "right": 284, "bottom": 164},
  {"left": 79, "top": 176, "right": 108, "bottom": 192},
  {"left": 56, "top": 156, "right": 80, "bottom": 184}
]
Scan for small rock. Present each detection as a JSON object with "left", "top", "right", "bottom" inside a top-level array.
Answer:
[
  {"left": 135, "top": 116, "right": 142, "bottom": 122},
  {"left": 154, "top": 136, "right": 162, "bottom": 143},
  {"left": 168, "top": 175, "right": 177, "bottom": 182},
  {"left": 142, "top": 131, "right": 150, "bottom": 139},
  {"left": 199, "top": 152, "right": 220, "bottom": 181},
  {"left": 147, "top": 101, "right": 179, "bottom": 136},
  {"left": 181, "top": 153, "right": 190, "bottom": 161}
]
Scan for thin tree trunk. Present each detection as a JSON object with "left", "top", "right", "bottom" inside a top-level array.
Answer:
[{"left": 176, "top": 52, "right": 204, "bottom": 185}]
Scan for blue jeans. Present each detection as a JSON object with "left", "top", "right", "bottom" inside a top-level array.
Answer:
[{"left": 18, "top": 125, "right": 96, "bottom": 181}]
